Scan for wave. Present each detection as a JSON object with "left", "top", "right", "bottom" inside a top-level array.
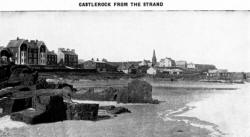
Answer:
[{"left": 158, "top": 106, "right": 225, "bottom": 137}]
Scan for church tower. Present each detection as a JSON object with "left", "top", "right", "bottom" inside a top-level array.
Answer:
[{"left": 152, "top": 49, "right": 157, "bottom": 66}]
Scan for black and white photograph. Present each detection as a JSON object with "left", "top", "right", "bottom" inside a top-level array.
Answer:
[{"left": 0, "top": 10, "right": 250, "bottom": 137}]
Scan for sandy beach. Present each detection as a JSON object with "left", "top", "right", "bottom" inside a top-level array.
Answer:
[{"left": 0, "top": 80, "right": 245, "bottom": 137}]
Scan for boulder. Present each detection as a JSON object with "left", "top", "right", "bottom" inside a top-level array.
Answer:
[
  {"left": 33, "top": 95, "right": 67, "bottom": 123},
  {"left": 11, "top": 95, "right": 67, "bottom": 124},
  {"left": 99, "top": 106, "right": 131, "bottom": 114},
  {"left": 0, "top": 96, "right": 33, "bottom": 116},
  {"left": 10, "top": 108, "right": 44, "bottom": 124},
  {"left": 127, "top": 80, "right": 153, "bottom": 103},
  {"left": 66, "top": 103, "right": 99, "bottom": 121}
]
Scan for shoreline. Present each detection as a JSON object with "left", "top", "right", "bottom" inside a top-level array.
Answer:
[
  {"left": 0, "top": 78, "right": 243, "bottom": 137},
  {"left": 0, "top": 100, "right": 213, "bottom": 137}
]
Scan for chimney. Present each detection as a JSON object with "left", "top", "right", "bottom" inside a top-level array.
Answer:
[
  {"left": 71, "top": 49, "right": 75, "bottom": 53},
  {"left": 17, "top": 37, "right": 19, "bottom": 40}
]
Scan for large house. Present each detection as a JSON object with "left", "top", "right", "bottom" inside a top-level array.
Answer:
[
  {"left": 6, "top": 38, "right": 48, "bottom": 65},
  {"left": 57, "top": 48, "right": 78, "bottom": 67},
  {"left": 176, "top": 60, "right": 187, "bottom": 69},
  {"left": 159, "top": 57, "right": 175, "bottom": 67}
]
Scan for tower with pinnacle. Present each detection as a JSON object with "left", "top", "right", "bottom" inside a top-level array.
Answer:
[{"left": 152, "top": 49, "right": 157, "bottom": 67}]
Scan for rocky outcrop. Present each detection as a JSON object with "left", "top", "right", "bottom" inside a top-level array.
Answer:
[
  {"left": 72, "top": 80, "right": 159, "bottom": 104},
  {"left": 10, "top": 93, "right": 99, "bottom": 124},
  {"left": 10, "top": 95, "right": 67, "bottom": 124},
  {"left": 72, "top": 87, "right": 122, "bottom": 101},
  {"left": 7, "top": 65, "right": 38, "bottom": 87}
]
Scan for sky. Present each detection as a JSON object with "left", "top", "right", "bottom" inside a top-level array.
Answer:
[{"left": 0, "top": 11, "right": 249, "bottom": 72}]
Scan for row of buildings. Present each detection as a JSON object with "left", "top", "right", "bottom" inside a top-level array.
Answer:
[
  {"left": 0, "top": 37, "right": 78, "bottom": 67},
  {"left": 114, "top": 49, "right": 216, "bottom": 76},
  {"left": 0, "top": 37, "right": 221, "bottom": 76}
]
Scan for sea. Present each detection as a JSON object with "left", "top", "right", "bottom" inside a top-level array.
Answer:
[{"left": 0, "top": 81, "right": 249, "bottom": 137}]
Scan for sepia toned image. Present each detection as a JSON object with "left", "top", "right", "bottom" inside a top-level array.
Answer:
[{"left": 0, "top": 11, "right": 250, "bottom": 137}]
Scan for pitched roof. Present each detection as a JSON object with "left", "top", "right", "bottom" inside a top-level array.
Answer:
[
  {"left": 6, "top": 39, "right": 26, "bottom": 48},
  {"left": 36, "top": 41, "right": 46, "bottom": 47},
  {"left": 60, "top": 50, "right": 77, "bottom": 55}
]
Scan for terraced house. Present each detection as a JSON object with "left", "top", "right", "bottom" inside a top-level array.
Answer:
[{"left": 57, "top": 48, "right": 78, "bottom": 67}]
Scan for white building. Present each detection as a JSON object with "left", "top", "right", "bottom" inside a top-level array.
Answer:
[
  {"left": 158, "top": 68, "right": 183, "bottom": 75},
  {"left": 208, "top": 69, "right": 228, "bottom": 73},
  {"left": 147, "top": 67, "right": 157, "bottom": 75},
  {"left": 187, "top": 63, "right": 196, "bottom": 69},
  {"left": 159, "top": 57, "right": 175, "bottom": 67}
]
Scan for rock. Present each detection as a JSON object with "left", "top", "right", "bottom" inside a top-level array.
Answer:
[
  {"left": 7, "top": 65, "right": 38, "bottom": 87},
  {"left": 72, "top": 87, "right": 119, "bottom": 101},
  {"left": 99, "top": 106, "right": 131, "bottom": 114},
  {"left": 11, "top": 97, "right": 33, "bottom": 113},
  {"left": 10, "top": 93, "right": 100, "bottom": 124},
  {"left": 0, "top": 97, "right": 13, "bottom": 116},
  {"left": 32, "top": 95, "right": 67, "bottom": 123},
  {"left": 66, "top": 103, "right": 99, "bottom": 120},
  {"left": 36, "top": 78, "right": 49, "bottom": 89},
  {"left": 116, "top": 87, "right": 129, "bottom": 103},
  {"left": 10, "top": 108, "right": 44, "bottom": 124},
  {"left": 110, "top": 107, "right": 131, "bottom": 114},
  {"left": 0, "top": 96, "right": 33, "bottom": 117},
  {"left": 72, "top": 80, "right": 157, "bottom": 104},
  {"left": 11, "top": 95, "right": 67, "bottom": 124},
  {"left": 127, "top": 80, "right": 153, "bottom": 103}
]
